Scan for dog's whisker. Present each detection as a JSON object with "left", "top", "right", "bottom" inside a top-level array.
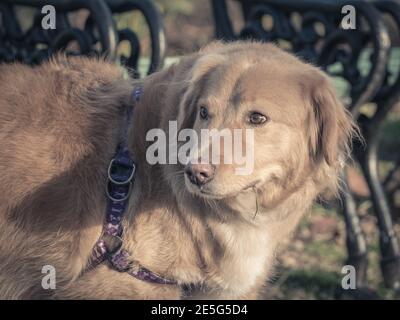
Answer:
[{"left": 252, "top": 186, "right": 259, "bottom": 220}]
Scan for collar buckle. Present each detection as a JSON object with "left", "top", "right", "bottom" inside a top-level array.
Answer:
[{"left": 108, "top": 158, "right": 136, "bottom": 185}]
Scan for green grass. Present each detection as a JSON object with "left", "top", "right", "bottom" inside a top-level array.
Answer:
[
  {"left": 305, "top": 241, "right": 346, "bottom": 264},
  {"left": 272, "top": 268, "right": 341, "bottom": 299}
]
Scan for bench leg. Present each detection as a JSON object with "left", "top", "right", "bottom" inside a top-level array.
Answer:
[
  {"left": 341, "top": 171, "right": 368, "bottom": 289},
  {"left": 361, "top": 144, "right": 400, "bottom": 291}
]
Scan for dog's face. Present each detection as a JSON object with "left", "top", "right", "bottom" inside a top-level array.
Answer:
[{"left": 173, "top": 43, "right": 353, "bottom": 203}]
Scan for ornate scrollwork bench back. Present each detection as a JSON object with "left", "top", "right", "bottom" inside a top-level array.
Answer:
[
  {"left": 212, "top": 0, "right": 400, "bottom": 295},
  {"left": 0, "top": 0, "right": 166, "bottom": 76},
  {"left": 105, "top": 0, "right": 165, "bottom": 75},
  {"left": 213, "top": 0, "right": 390, "bottom": 114}
]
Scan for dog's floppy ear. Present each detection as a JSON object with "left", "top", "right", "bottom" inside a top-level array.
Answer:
[
  {"left": 176, "top": 53, "right": 225, "bottom": 130},
  {"left": 304, "top": 70, "right": 354, "bottom": 166}
]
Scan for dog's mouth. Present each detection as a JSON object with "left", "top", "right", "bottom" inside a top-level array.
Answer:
[{"left": 184, "top": 176, "right": 261, "bottom": 200}]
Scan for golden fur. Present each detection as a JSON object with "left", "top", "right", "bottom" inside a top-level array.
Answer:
[{"left": 0, "top": 42, "right": 354, "bottom": 299}]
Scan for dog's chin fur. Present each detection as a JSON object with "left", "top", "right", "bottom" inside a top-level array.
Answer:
[
  {"left": 0, "top": 41, "right": 356, "bottom": 299},
  {"left": 184, "top": 175, "right": 260, "bottom": 200}
]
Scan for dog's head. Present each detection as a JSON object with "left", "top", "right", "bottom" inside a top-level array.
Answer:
[{"left": 168, "top": 42, "right": 354, "bottom": 208}]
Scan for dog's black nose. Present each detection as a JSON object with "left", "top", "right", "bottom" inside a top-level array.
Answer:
[{"left": 185, "top": 163, "right": 215, "bottom": 186}]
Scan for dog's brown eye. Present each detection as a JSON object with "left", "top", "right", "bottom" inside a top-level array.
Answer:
[
  {"left": 199, "top": 106, "right": 209, "bottom": 120},
  {"left": 249, "top": 112, "right": 268, "bottom": 125}
]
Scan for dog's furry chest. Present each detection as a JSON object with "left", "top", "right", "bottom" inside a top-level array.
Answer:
[{"left": 204, "top": 221, "right": 271, "bottom": 298}]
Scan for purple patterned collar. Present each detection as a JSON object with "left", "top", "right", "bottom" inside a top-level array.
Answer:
[{"left": 87, "top": 87, "right": 177, "bottom": 286}]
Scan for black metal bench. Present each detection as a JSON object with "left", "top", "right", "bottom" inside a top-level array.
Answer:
[
  {"left": 0, "top": 0, "right": 165, "bottom": 76},
  {"left": 212, "top": 0, "right": 400, "bottom": 295}
]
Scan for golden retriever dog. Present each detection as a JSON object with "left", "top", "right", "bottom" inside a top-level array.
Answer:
[{"left": 0, "top": 41, "right": 354, "bottom": 299}]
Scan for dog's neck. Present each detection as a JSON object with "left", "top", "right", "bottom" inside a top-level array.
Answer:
[
  {"left": 125, "top": 144, "right": 315, "bottom": 298},
  {"left": 166, "top": 175, "right": 315, "bottom": 298}
]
